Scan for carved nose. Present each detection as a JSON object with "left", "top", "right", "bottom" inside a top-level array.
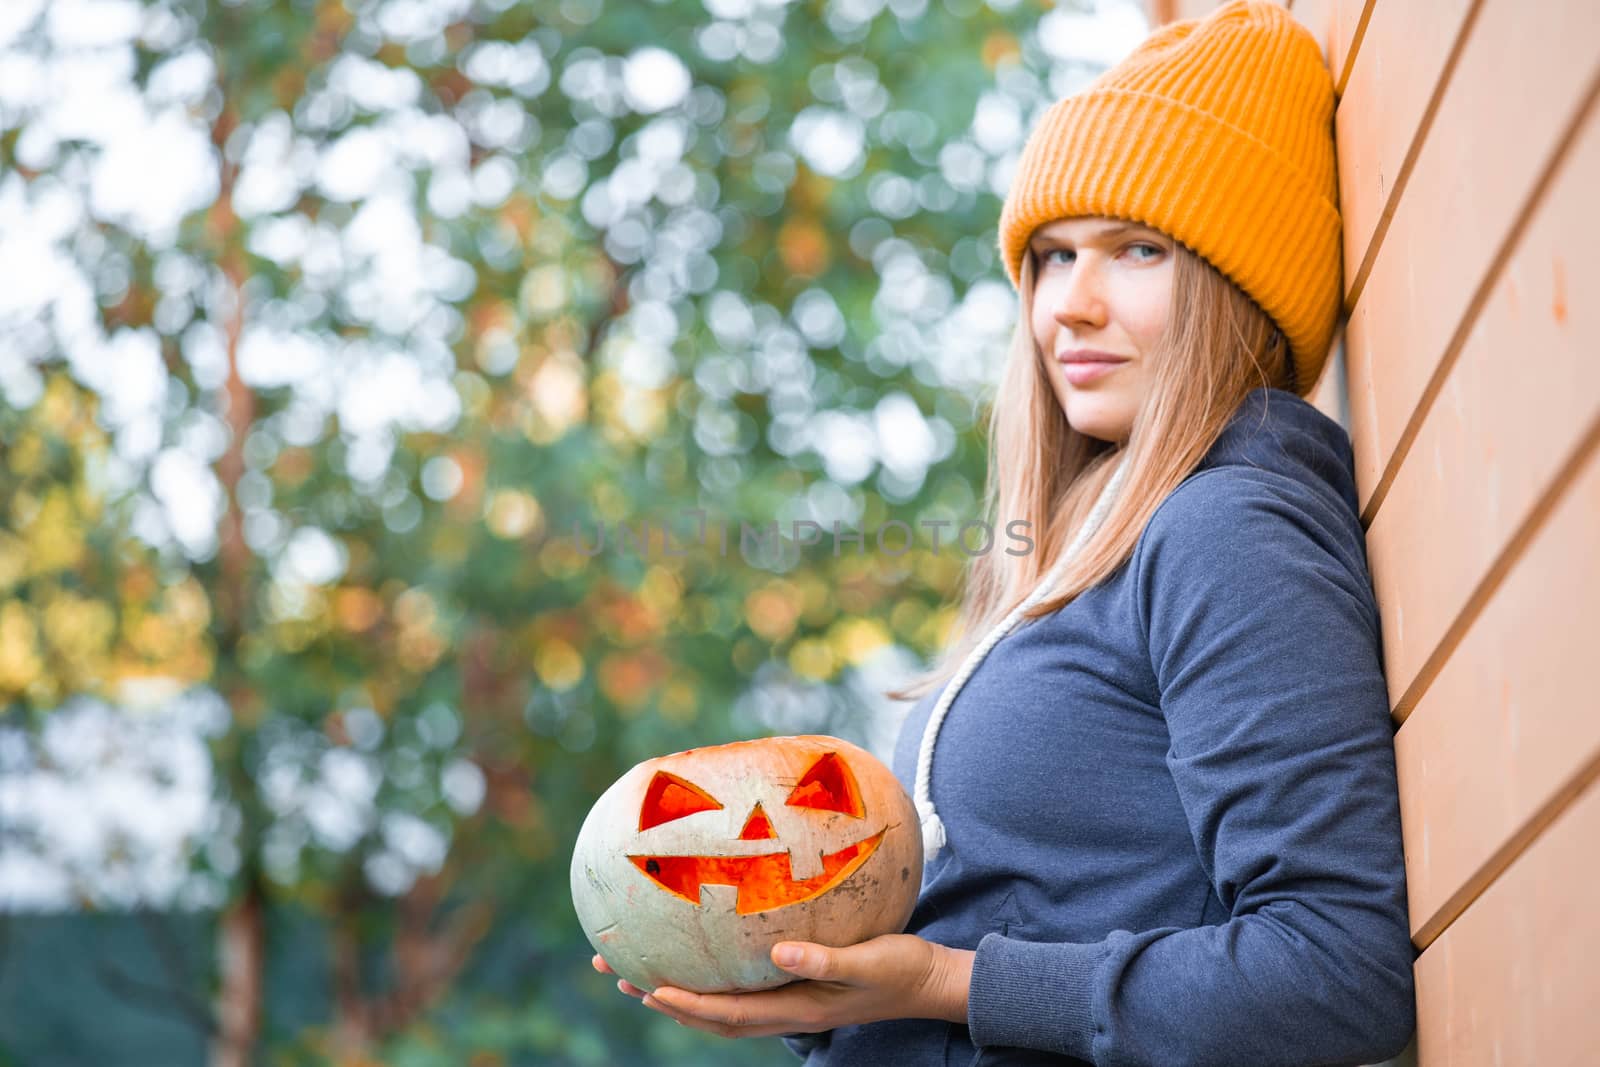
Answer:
[{"left": 738, "top": 802, "right": 777, "bottom": 840}]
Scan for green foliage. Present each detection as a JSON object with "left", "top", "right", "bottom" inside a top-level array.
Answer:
[{"left": 0, "top": 0, "right": 1128, "bottom": 1058}]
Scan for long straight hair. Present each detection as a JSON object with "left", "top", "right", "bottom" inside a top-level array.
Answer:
[{"left": 886, "top": 238, "right": 1296, "bottom": 703}]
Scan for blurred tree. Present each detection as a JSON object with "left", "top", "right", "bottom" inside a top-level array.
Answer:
[
  {"left": 0, "top": 374, "right": 214, "bottom": 713},
  {"left": 0, "top": 0, "right": 1141, "bottom": 1061}
]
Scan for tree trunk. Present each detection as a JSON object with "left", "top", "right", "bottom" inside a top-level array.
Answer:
[{"left": 211, "top": 875, "right": 264, "bottom": 1067}]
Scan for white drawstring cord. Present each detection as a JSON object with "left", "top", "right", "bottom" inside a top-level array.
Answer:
[{"left": 913, "top": 453, "right": 1132, "bottom": 864}]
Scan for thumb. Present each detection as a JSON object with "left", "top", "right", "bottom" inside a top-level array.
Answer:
[{"left": 771, "top": 941, "right": 835, "bottom": 979}]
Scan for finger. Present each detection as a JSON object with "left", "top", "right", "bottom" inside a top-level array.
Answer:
[
  {"left": 617, "top": 979, "right": 647, "bottom": 999},
  {"left": 771, "top": 941, "right": 836, "bottom": 981},
  {"left": 649, "top": 986, "right": 820, "bottom": 1033},
  {"left": 641, "top": 992, "right": 713, "bottom": 1031},
  {"left": 640, "top": 993, "right": 805, "bottom": 1040},
  {"left": 592, "top": 955, "right": 614, "bottom": 974}
]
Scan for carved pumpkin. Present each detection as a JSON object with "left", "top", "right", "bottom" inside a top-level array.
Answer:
[{"left": 570, "top": 734, "right": 922, "bottom": 993}]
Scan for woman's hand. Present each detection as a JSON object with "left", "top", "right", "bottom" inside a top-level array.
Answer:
[{"left": 590, "top": 934, "right": 976, "bottom": 1039}]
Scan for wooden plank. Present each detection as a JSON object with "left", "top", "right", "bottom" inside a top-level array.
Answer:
[
  {"left": 1340, "top": 0, "right": 1600, "bottom": 516},
  {"left": 1365, "top": 104, "right": 1600, "bottom": 713},
  {"left": 1335, "top": 0, "right": 1476, "bottom": 307},
  {"left": 1149, "top": 0, "right": 1222, "bottom": 24},
  {"left": 1175, "top": 0, "right": 1220, "bottom": 21},
  {"left": 1394, "top": 433, "right": 1600, "bottom": 948},
  {"left": 1413, "top": 775, "right": 1600, "bottom": 1062},
  {"left": 1146, "top": 0, "right": 1179, "bottom": 25},
  {"left": 1289, "top": 0, "right": 1372, "bottom": 100}
]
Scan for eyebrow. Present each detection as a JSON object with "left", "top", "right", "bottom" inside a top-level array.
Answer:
[{"left": 1029, "top": 222, "right": 1158, "bottom": 248}]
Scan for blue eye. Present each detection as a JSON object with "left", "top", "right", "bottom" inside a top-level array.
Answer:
[{"left": 1038, "top": 243, "right": 1162, "bottom": 267}]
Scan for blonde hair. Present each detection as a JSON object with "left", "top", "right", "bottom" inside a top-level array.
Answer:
[{"left": 886, "top": 237, "right": 1294, "bottom": 703}]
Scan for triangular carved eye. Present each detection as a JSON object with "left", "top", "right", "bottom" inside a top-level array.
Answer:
[
  {"left": 785, "top": 752, "right": 864, "bottom": 819},
  {"left": 639, "top": 771, "right": 723, "bottom": 831}
]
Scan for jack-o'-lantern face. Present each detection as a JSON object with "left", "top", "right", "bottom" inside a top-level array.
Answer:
[
  {"left": 570, "top": 734, "right": 922, "bottom": 995},
  {"left": 627, "top": 752, "right": 885, "bottom": 914}
]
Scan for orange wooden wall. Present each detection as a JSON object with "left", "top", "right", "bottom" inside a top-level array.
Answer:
[{"left": 1142, "top": 1, "right": 1600, "bottom": 1062}]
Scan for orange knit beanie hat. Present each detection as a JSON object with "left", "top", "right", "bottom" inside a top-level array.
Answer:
[{"left": 997, "top": 0, "right": 1341, "bottom": 396}]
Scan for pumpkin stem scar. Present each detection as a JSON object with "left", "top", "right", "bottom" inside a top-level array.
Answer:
[{"left": 627, "top": 829, "right": 887, "bottom": 914}]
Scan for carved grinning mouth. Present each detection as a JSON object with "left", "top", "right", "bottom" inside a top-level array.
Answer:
[{"left": 627, "top": 829, "right": 886, "bottom": 915}]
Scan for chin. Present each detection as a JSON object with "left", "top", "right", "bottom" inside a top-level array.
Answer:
[{"left": 1063, "top": 401, "right": 1131, "bottom": 444}]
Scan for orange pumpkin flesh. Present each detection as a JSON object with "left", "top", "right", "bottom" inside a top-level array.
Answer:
[
  {"left": 638, "top": 770, "right": 723, "bottom": 831},
  {"left": 786, "top": 751, "right": 863, "bottom": 817},
  {"left": 626, "top": 751, "right": 881, "bottom": 915},
  {"left": 738, "top": 803, "right": 776, "bottom": 840},
  {"left": 628, "top": 828, "right": 886, "bottom": 914}
]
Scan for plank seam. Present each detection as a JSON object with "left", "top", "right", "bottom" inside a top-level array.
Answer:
[
  {"left": 1357, "top": 69, "right": 1600, "bottom": 530},
  {"left": 1411, "top": 748, "right": 1600, "bottom": 951},
  {"left": 1391, "top": 410, "right": 1600, "bottom": 737},
  {"left": 1341, "top": 0, "right": 1486, "bottom": 315},
  {"left": 1332, "top": 0, "right": 1377, "bottom": 101}
]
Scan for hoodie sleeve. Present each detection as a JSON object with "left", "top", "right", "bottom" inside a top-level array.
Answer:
[
  {"left": 779, "top": 1033, "right": 824, "bottom": 1061},
  {"left": 965, "top": 469, "right": 1417, "bottom": 1065}
]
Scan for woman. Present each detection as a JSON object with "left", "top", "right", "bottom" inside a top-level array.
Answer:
[{"left": 594, "top": 2, "right": 1417, "bottom": 1062}]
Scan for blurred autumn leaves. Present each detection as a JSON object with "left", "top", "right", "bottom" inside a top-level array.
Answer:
[{"left": 1, "top": 376, "right": 213, "bottom": 708}]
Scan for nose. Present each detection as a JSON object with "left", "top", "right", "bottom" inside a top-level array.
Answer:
[
  {"left": 1050, "top": 252, "right": 1108, "bottom": 333},
  {"left": 739, "top": 802, "right": 777, "bottom": 840}
]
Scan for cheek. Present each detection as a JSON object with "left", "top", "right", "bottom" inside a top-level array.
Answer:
[
  {"left": 1127, "top": 270, "right": 1173, "bottom": 347},
  {"left": 1030, "top": 293, "right": 1057, "bottom": 348},
  {"left": 1024, "top": 279, "right": 1062, "bottom": 342}
]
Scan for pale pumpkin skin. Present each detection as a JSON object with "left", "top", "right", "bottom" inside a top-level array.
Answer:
[{"left": 570, "top": 734, "right": 923, "bottom": 994}]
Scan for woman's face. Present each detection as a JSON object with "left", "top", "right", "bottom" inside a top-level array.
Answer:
[{"left": 1029, "top": 216, "right": 1174, "bottom": 444}]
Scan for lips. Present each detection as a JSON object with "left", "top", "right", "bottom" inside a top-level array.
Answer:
[
  {"left": 1056, "top": 355, "right": 1132, "bottom": 367},
  {"left": 1060, "top": 359, "right": 1125, "bottom": 385},
  {"left": 629, "top": 829, "right": 886, "bottom": 915},
  {"left": 1057, "top": 348, "right": 1129, "bottom": 365}
]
